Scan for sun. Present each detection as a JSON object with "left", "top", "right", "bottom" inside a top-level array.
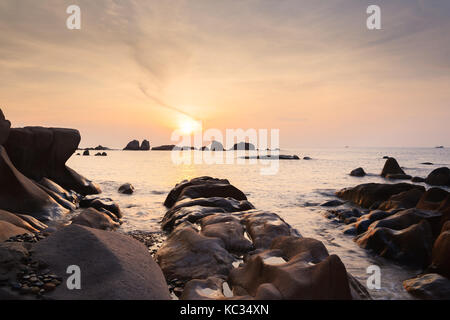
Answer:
[{"left": 178, "top": 116, "right": 201, "bottom": 135}]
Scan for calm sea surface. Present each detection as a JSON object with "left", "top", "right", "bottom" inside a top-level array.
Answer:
[{"left": 68, "top": 147, "right": 450, "bottom": 300}]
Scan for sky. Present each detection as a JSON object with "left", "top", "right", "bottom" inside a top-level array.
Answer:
[{"left": 0, "top": 0, "right": 449, "bottom": 148}]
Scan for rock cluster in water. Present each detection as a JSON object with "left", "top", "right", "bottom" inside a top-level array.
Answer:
[
  {"left": 123, "top": 139, "right": 150, "bottom": 151},
  {"left": 332, "top": 157, "right": 450, "bottom": 299},
  {"left": 156, "top": 176, "right": 370, "bottom": 300}
]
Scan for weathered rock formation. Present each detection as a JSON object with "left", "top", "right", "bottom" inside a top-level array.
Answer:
[
  {"left": 157, "top": 177, "right": 369, "bottom": 300},
  {"left": 381, "top": 157, "right": 406, "bottom": 177},
  {"left": 33, "top": 224, "right": 171, "bottom": 299}
]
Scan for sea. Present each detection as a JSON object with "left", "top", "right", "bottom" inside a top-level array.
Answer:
[{"left": 67, "top": 147, "right": 450, "bottom": 300}]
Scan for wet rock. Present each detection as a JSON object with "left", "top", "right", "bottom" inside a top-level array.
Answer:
[
  {"left": 229, "top": 250, "right": 352, "bottom": 299},
  {"left": 356, "top": 220, "right": 433, "bottom": 267},
  {"left": 0, "top": 210, "right": 38, "bottom": 233},
  {"left": 180, "top": 277, "right": 226, "bottom": 300},
  {"left": 368, "top": 208, "right": 442, "bottom": 236},
  {"left": 4, "top": 127, "right": 101, "bottom": 195},
  {"left": 425, "top": 167, "right": 450, "bottom": 187},
  {"left": 303, "top": 156, "right": 312, "bottom": 160},
  {"left": 336, "top": 183, "right": 424, "bottom": 208},
  {"left": 36, "top": 183, "right": 77, "bottom": 211},
  {"left": 241, "top": 210, "right": 300, "bottom": 249},
  {"left": 270, "top": 236, "right": 329, "bottom": 262},
  {"left": 320, "top": 200, "right": 344, "bottom": 207},
  {"left": 164, "top": 197, "right": 253, "bottom": 227},
  {"left": 33, "top": 224, "right": 170, "bottom": 299},
  {"left": 82, "top": 150, "right": 89, "bottom": 156},
  {"left": 140, "top": 140, "right": 150, "bottom": 151},
  {"left": 381, "top": 157, "right": 406, "bottom": 177},
  {"left": 353, "top": 210, "right": 398, "bottom": 234},
  {"left": 156, "top": 223, "right": 234, "bottom": 282},
  {"left": 403, "top": 273, "right": 450, "bottom": 300},
  {"left": 378, "top": 188, "right": 425, "bottom": 211},
  {"left": 430, "top": 223, "right": 450, "bottom": 278},
  {"left": 421, "top": 162, "right": 434, "bottom": 165},
  {"left": 178, "top": 184, "right": 247, "bottom": 203},
  {"left": 350, "top": 167, "right": 366, "bottom": 177},
  {"left": 164, "top": 176, "right": 231, "bottom": 208},
  {"left": 162, "top": 205, "right": 226, "bottom": 232},
  {"left": 71, "top": 208, "right": 120, "bottom": 230},
  {"left": 16, "top": 214, "right": 48, "bottom": 231},
  {"left": 38, "top": 177, "right": 78, "bottom": 203},
  {"left": 326, "top": 208, "right": 362, "bottom": 223},
  {"left": 0, "top": 146, "right": 68, "bottom": 220},
  {"left": 200, "top": 214, "right": 253, "bottom": 253},
  {"left": 118, "top": 183, "right": 134, "bottom": 195},
  {"left": 411, "top": 176, "right": 426, "bottom": 183},
  {"left": 79, "top": 197, "right": 122, "bottom": 219},
  {"left": 416, "top": 188, "right": 449, "bottom": 211},
  {"left": 123, "top": 140, "right": 140, "bottom": 150}
]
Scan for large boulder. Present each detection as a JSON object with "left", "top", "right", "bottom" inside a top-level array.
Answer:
[
  {"left": 368, "top": 208, "right": 442, "bottom": 237},
  {"left": 140, "top": 140, "right": 150, "bottom": 151},
  {"left": 356, "top": 220, "right": 433, "bottom": 267},
  {"left": 430, "top": 222, "right": 450, "bottom": 278},
  {"left": 381, "top": 157, "right": 406, "bottom": 177},
  {"left": 162, "top": 205, "right": 226, "bottom": 232},
  {"left": 0, "top": 146, "right": 68, "bottom": 220},
  {"left": 425, "top": 167, "right": 450, "bottom": 187},
  {"left": 378, "top": 188, "right": 425, "bottom": 211},
  {"left": 123, "top": 140, "right": 140, "bottom": 150},
  {"left": 229, "top": 247, "right": 352, "bottom": 299},
  {"left": 178, "top": 184, "right": 247, "bottom": 203},
  {"left": 33, "top": 224, "right": 171, "bottom": 300},
  {"left": 0, "top": 221, "right": 31, "bottom": 242},
  {"left": 416, "top": 188, "right": 449, "bottom": 211},
  {"left": 0, "top": 209, "right": 38, "bottom": 233},
  {"left": 0, "top": 108, "right": 11, "bottom": 145},
  {"left": 79, "top": 197, "right": 122, "bottom": 219},
  {"left": 163, "top": 197, "right": 253, "bottom": 226},
  {"left": 403, "top": 273, "right": 450, "bottom": 300},
  {"left": 164, "top": 176, "right": 231, "bottom": 208},
  {"left": 200, "top": 214, "right": 253, "bottom": 253},
  {"left": 156, "top": 223, "right": 235, "bottom": 282},
  {"left": 336, "top": 183, "right": 423, "bottom": 209},
  {"left": 352, "top": 209, "right": 398, "bottom": 235},
  {"left": 71, "top": 208, "right": 120, "bottom": 230},
  {"left": 4, "top": 127, "right": 101, "bottom": 195},
  {"left": 241, "top": 210, "right": 300, "bottom": 249}
]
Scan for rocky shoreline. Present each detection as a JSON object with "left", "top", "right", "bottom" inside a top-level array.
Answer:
[
  {"left": 323, "top": 157, "right": 450, "bottom": 299},
  {"left": 1, "top": 107, "right": 449, "bottom": 300}
]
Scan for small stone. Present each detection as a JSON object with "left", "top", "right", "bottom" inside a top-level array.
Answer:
[
  {"left": 30, "top": 276, "right": 38, "bottom": 282},
  {"left": 31, "top": 286, "right": 40, "bottom": 294},
  {"left": 43, "top": 282, "right": 56, "bottom": 291}
]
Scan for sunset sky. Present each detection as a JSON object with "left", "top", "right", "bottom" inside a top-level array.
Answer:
[{"left": 1, "top": 0, "right": 449, "bottom": 148}]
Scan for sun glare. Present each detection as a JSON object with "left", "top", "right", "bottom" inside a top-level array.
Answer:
[{"left": 178, "top": 116, "right": 201, "bottom": 135}]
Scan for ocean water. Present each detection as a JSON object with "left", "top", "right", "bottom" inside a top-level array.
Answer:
[{"left": 67, "top": 147, "right": 450, "bottom": 300}]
